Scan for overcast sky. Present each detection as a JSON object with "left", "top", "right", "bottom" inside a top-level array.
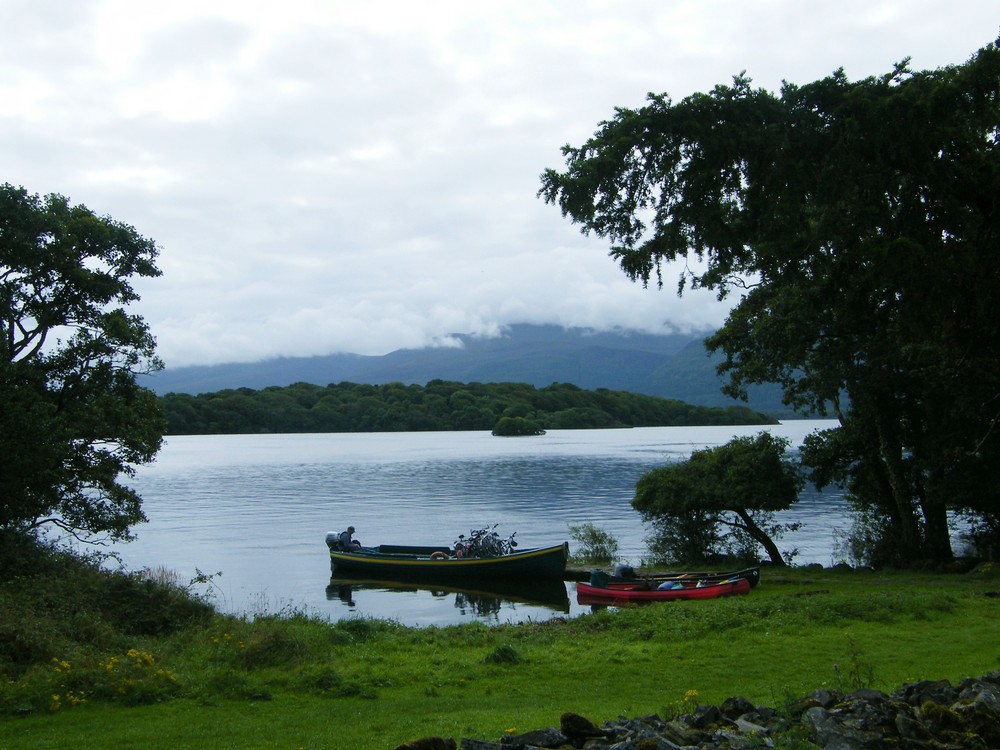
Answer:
[{"left": 2, "top": 1, "right": 996, "bottom": 367}]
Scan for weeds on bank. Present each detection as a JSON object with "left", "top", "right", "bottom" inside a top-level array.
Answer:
[
  {"left": 661, "top": 688, "right": 700, "bottom": 719},
  {"left": 833, "top": 632, "right": 878, "bottom": 692},
  {"left": 2, "top": 648, "right": 179, "bottom": 715}
]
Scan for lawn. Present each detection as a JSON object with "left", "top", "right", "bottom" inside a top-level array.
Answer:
[{"left": 4, "top": 566, "right": 998, "bottom": 749}]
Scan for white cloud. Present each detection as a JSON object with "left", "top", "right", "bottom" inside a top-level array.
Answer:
[{"left": 2, "top": 0, "right": 996, "bottom": 366}]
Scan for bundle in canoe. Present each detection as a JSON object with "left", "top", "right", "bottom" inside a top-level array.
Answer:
[
  {"left": 576, "top": 576, "right": 751, "bottom": 605},
  {"left": 604, "top": 565, "right": 760, "bottom": 589}
]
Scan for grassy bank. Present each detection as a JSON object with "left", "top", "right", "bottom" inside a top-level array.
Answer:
[{"left": 2, "top": 540, "right": 998, "bottom": 748}]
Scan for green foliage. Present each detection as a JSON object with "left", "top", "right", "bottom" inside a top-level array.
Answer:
[
  {"left": 483, "top": 643, "right": 521, "bottom": 665},
  {"left": 633, "top": 433, "right": 802, "bottom": 565},
  {"left": 834, "top": 633, "right": 877, "bottom": 692},
  {"left": 0, "top": 536, "right": 213, "bottom": 679},
  {"left": 568, "top": 522, "right": 621, "bottom": 564},
  {"left": 159, "top": 379, "right": 777, "bottom": 435},
  {"left": 491, "top": 416, "right": 545, "bottom": 436},
  {"left": 643, "top": 510, "right": 726, "bottom": 567},
  {"left": 831, "top": 507, "right": 895, "bottom": 568},
  {"left": 540, "top": 39, "right": 1000, "bottom": 565},
  {"left": 0, "top": 184, "right": 164, "bottom": 542}
]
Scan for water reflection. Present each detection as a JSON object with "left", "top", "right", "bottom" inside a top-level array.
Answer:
[{"left": 326, "top": 574, "right": 570, "bottom": 623}]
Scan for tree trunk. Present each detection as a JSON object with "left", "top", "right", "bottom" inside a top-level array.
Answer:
[
  {"left": 734, "top": 509, "right": 786, "bottom": 566},
  {"left": 919, "top": 480, "right": 954, "bottom": 563},
  {"left": 874, "top": 401, "right": 923, "bottom": 561}
]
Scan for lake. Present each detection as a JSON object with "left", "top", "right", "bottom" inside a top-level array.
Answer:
[{"left": 112, "top": 420, "right": 848, "bottom": 626}]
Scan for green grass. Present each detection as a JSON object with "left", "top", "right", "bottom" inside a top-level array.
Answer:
[{"left": 3, "top": 544, "right": 1000, "bottom": 749}]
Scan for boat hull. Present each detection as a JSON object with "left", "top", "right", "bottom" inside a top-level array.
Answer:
[
  {"left": 577, "top": 576, "right": 751, "bottom": 604},
  {"left": 329, "top": 542, "right": 569, "bottom": 580}
]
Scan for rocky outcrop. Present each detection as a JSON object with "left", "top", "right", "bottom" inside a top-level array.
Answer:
[{"left": 394, "top": 672, "right": 1000, "bottom": 750}]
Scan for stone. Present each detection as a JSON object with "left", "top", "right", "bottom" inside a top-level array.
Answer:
[
  {"left": 461, "top": 740, "right": 504, "bottom": 750},
  {"left": 395, "top": 738, "right": 457, "bottom": 750},
  {"left": 733, "top": 717, "right": 770, "bottom": 736},
  {"left": 560, "top": 712, "right": 608, "bottom": 744},
  {"left": 894, "top": 707, "right": 932, "bottom": 741},
  {"left": 500, "top": 727, "right": 568, "bottom": 748},
  {"left": 455, "top": 673, "right": 1000, "bottom": 750},
  {"left": 843, "top": 688, "right": 888, "bottom": 705},
  {"left": 951, "top": 700, "right": 1000, "bottom": 745},
  {"left": 659, "top": 718, "right": 708, "bottom": 746},
  {"left": 802, "top": 705, "right": 883, "bottom": 749},
  {"left": 719, "top": 696, "right": 754, "bottom": 719},
  {"left": 891, "top": 679, "right": 956, "bottom": 708},
  {"left": 958, "top": 681, "right": 1000, "bottom": 713},
  {"left": 688, "top": 704, "right": 721, "bottom": 729},
  {"left": 806, "top": 688, "right": 844, "bottom": 709}
]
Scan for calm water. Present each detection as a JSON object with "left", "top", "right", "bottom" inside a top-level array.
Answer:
[{"left": 112, "top": 420, "right": 848, "bottom": 626}]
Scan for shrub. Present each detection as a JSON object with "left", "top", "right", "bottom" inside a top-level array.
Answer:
[
  {"left": 0, "top": 537, "right": 213, "bottom": 676},
  {"left": 568, "top": 523, "right": 620, "bottom": 565},
  {"left": 484, "top": 644, "right": 521, "bottom": 665},
  {"left": 492, "top": 417, "right": 545, "bottom": 436}
]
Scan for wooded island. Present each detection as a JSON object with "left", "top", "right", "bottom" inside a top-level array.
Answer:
[{"left": 159, "top": 379, "right": 777, "bottom": 435}]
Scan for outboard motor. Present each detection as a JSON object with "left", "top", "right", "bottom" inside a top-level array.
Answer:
[{"left": 325, "top": 532, "right": 339, "bottom": 551}]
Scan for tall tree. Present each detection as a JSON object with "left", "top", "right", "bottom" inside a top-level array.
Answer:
[
  {"left": 541, "top": 39, "right": 1000, "bottom": 564},
  {"left": 1, "top": 184, "right": 164, "bottom": 542}
]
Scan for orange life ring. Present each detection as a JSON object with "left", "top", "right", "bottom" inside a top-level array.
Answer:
[{"left": 430, "top": 551, "right": 449, "bottom": 560}]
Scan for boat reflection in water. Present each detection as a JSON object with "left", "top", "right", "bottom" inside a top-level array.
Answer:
[{"left": 326, "top": 575, "right": 570, "bottom": 623}]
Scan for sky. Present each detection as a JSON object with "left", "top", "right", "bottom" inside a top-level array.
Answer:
[{"left": 2, "top": 1, "right": 997, "bottom": 368}]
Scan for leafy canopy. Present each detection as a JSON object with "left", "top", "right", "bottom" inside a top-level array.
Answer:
[
  {"left": 541, "top": 37, "right": 1000, "bottom": 564},
  {"left": 1, "top": 184, "right": 164, "bottom": 542},
  {"left": 633, "top": 433, "right": 802, "bottom": 565}
]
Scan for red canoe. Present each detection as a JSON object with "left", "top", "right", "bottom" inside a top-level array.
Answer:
[{"left": 576, "top": 576, "right": 751, "bottom": 605}]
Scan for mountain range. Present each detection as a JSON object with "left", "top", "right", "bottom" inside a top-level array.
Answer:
[{"left": 141, "top": 324, "right": 797, "bottom": 417}]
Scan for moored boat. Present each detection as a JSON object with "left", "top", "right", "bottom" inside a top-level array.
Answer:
[
  {"left": 576, "top": 576, "right": 751, "bottom": 605},
  {"left": 327, "top": 538, "right": 570, "bottom": 580},
  {"left": 605, "top": 565, "right": 760, "bottom": 589}
]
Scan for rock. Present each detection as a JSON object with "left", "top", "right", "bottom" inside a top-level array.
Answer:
[
  {"left": 951, "top": 700, "right": 1000, "bottom": 746},
  {"left": 454, "top": 673, "right": 1000, "bottom": 750},
  {"left": 718, "top": 696, "right": 754, "bottom": 719},
  {"left": 894, "top": 707, "right": 932, "bottom": 742},
  {"left": 807, "top": 688, "right": 844, "bottom": 710},
  {"left": 802, "top": 705, "right": 883, "bottom": 749},
  {"left": 958, "top": 680, "right": 1000, "bottom": 713},
  {"left": 732, "top": 717, "right": 769, "bottom": 736},
  {"left": 659, "top": 718, "right": 709, "bottom": 746},
  {"left": 461, "top": 740, "right": 504, "bottom": 750},
  {"left": 395, "top": 738, "right": 457, "bottom": 750},
  {"left": 892, "top": 678, "right": 957, "bottom": 707},
  {"left": 560, "top": 711, "right": 608, "bottom": 744},
  {"left": 843, "top": 688, "right": 888, "bottom": 705},
  {"left": 500, "top": 727, "right": 568, "bottom": 748},
  {"left": 688, "top": 704, "right": 721, "bottom": 729}
]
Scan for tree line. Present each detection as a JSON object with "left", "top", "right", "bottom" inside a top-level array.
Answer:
[{"left": 159, "top": 379, "right": 776, "bottom": 435}]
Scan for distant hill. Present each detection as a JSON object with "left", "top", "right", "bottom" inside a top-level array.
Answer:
[{"left": 141, "top": 324, "right": 799, "bottom": 418}]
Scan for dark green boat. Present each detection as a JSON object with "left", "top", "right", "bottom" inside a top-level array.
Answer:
[{"left": 326, "top": 539, "right": 569, "bottom": 580}]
